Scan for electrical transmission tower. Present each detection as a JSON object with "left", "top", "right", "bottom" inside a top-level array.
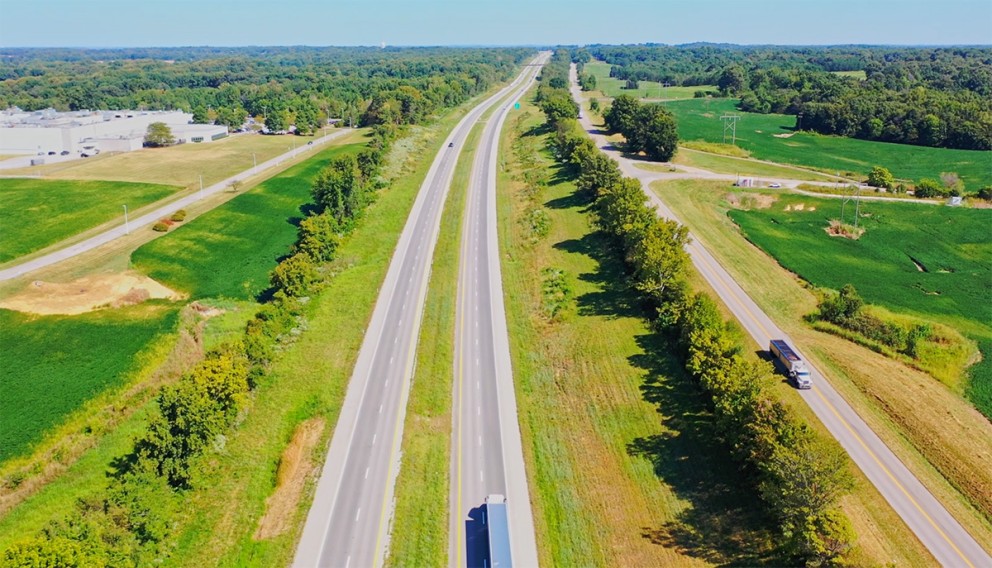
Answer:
[
  {"left": 720, "top": 114, "right": 741, "bottom": 145},
  {"left": 841, "top": 184, "right": 863, "bottom": 228}
]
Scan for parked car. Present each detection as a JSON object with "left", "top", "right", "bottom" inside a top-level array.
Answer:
[
  {"left": 47, "top": 151, "right": 56, "bottom": 155},
  {"left": 60, "top": 150, "right": 70, "bottom": 156}
]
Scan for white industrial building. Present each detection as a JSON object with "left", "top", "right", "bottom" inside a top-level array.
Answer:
[{"left": 0, "top": 108, "right": 227, "bottom": 156}]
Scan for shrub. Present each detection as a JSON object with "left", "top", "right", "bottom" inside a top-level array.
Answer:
[
  {"left": 270, "top": 253, "right": 319, "bottom": 297},
  {"left": 867, "top": 166, "right": 894, "bottom": 190},
  {"left": 540, "top": 267, "right": 572, "bottom": 321},
  {"left": 169, "top": 209, "right": 187, "bottom": 222},
  {"left": 152, "top": 222, "right": 169, "bottom": 232}
]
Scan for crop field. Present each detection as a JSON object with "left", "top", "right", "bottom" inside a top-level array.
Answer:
[
  {"left": 636, "top": 147, "right": 837, "bottom": 181},
  {"left": 0, "top": 178, "right": 179, "bottom": 263},
  {"left": 131, "top": 142, "right": 364, "bottom": 300},
  {"left": 728, "top": 194, "right": 992, "bottom": 414},
  {"left": 0, "top": 303, "right": 179, "bottom": 462},
  {"left": 667, "top": 98, "right": 992, "bottom": 187},
  {"left": 831, "top": 70, "right": 867, "bottom": 80},
  {"left": 1, "top": 130, "right": 344, "bottom": 188},
  {"left": 584, "top": 62, "right": 717, "bottom": 100}
]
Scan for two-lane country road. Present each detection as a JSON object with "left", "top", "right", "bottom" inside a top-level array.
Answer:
[
  {"left": 449, "top": 57, "right": 545, "bottom": 568},
  {"left": 569, "top": 64, "right": 992, "bottom": 568},
  {"left": 293, "top": 57, "right": 542, "bottom": 568}
]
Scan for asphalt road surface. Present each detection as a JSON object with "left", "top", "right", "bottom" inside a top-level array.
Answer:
[
  {"left": 569, "top": 64, "right": 992, "bottom": 568},
  {"left": 448, "top": 57, "right": 545, "bottom": 568},
  {"left": 0, "top": 128, "right": 351, "bottom": 281},
  {"left": 293, "top": 59, "right": 542, "bottom": 568}
]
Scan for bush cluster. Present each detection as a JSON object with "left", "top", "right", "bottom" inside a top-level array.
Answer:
[
  {"left": 817, "top": 284, "right": 933, "bottom": 358},
  {"left": 540, "top": 95, "right": 856, "bottom": 565},
  {"left": 603, "top": 94, "right": 679, "bottom": 162}
]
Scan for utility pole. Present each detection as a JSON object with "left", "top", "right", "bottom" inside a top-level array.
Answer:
[
  {"left": 721, "top": 114, "right": 741, "bottom": 145},
  {"left": 123, "top": 204, "right": 129, "bottom": 234}
]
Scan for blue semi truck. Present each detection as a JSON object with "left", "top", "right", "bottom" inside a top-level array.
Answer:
[{"left": 485, "top": 494, "right": 512, "bottom": 568}]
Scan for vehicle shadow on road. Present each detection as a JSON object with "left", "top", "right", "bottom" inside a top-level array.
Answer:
[{"left": 465, "top": 505, "right": 489, "bottom": 568}]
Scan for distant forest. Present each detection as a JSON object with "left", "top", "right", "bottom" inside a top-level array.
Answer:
[
  {"left": 582, "top": 44, "right": 992, "bottom": 150},
  {"left": 0, "top": 46, "right": 533, "bottom": 132}
]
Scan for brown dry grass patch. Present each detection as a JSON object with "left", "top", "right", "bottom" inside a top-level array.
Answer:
[
  {"left": 254, "top": 417, "right": 326, "bottom": 540},
  {"left": 0, "top": 271, "right": 183, "bottom": 315}
]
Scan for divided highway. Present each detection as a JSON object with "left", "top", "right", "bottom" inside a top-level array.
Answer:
[
  {"left": 449, "top": 57, "right": 545, "bottom": 568},
  {"left": 293, "top": 58, "right": 542, "bottom": 568},
  {"left": 569, "top": 64, "right": 992, "bottom": 568}
]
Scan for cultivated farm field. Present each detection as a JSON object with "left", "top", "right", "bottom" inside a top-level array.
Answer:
[
  {"left": 728, "top": 194, "right": 992, "bottom": 414},
  {"left": 0, "top": 303, "right": 179, "bottom": 462},
  {"left": 132, "top": 142, "right": 364, "bottom": 300},
  {"left": 0, "top": 178, "right": 179, "bottom": 263},
  {"left": 584, "top": 62, "right": 717, "bottom": 100},
  {"left": 667, "top": 98, "right": 992, "bottom": 187}
]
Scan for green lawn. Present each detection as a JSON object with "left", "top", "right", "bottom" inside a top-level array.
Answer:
[
  {"left": 131, "top": 143, "right": 364, "bottom": 300},
  {"left": 728, "top": 194, "right": 992, "bottom": 414},
  {"left": 667, "top": 97, "right": 992, "bottom": 187},
  {"left": 0, "top": 304, "right": 179, "bottom": 462},
  {"left": 0, "top": 178, "right": 179, "bottom": 263},
  {"left": 585, "top": 62, "right": 717, "bottom": 100}
]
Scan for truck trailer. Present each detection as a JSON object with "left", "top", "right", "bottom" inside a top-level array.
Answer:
[
  {"left": 485, "top": 494, "right": 512, "bottom": 568},
  {"left": 769, "top": 339, "right": 812, "bottom": 389}
]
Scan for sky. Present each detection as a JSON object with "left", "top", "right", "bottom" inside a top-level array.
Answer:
[{"left": 0, "top": 0, "right": 989, "bottom": 48}]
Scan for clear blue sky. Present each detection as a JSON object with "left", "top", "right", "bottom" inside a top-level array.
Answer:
[{"left": 1, "top": 0, "right": 989, "bottom": 47}]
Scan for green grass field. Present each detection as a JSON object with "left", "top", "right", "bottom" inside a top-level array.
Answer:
[
  {"left": 728, "top": 194, "right": 992, "bottom": 414},
  {"left": 0, "top": 304, "right": 178, "bottom": 462},
  {"left": 132, "top": 143, "right": 364, "bottom": 300},
  {"left": 667, "top": 97, "right": 992, "bottom": 187},
  {"left": 638, "top": 147, "right": 837, "bottom": 181},
  {"left": 585, "top": 62, "right": 717, "bottom": 100},
  {"left": 0, "top": 178, "right": 179, "bottom": 263}
]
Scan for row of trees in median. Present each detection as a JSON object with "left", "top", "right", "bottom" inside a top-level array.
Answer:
[{"left": 540, "top": 95, "right": 857, "bottom": 564}]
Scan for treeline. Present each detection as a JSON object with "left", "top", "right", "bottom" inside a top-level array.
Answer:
[
  {"left": 590, "top": 44, "right": 992, "bottom": 150},
  {"left": 1, "top": 128, "right": 393, "bottom": 565},
  {"left": 539, "top": 105, "right": 857, "bottom": 563},
  {"left": 0, "top": 46, "right": 531, "bottom": 132}
]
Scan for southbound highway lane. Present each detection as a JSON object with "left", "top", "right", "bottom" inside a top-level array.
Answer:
[{"left": 449, "top": 55, "right": 546, "bottom": 568}]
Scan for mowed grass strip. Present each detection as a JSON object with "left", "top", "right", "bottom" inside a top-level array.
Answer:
[
  {"left": 497, "top": 99, "right": 778, "bottom": 566},
  {"left": 0, "top": 304, "right": 179, "bottom": 462},
  {"left": 1, "top": 132, "right": 338, "bottom": 188},
  {"left": 652, "top": 178, "right": 992, "bottom": 546},
  {"left": 585, "top": 61, "right": 717, "bottom": 100},
  {"left": 672, "top": 147, "right": 837, "bottom": 181},
  {"left": 666, "top": 97, "right": 992, "bottom": 187},
  {"left": 132, "top": 142, "right": 364, "bottom": 300},
  {"left": 384, "top": 113, "right": 486, "bottom": 568},
  {"left": 0, "top": 178, "right": 179, "bottom": 263}
]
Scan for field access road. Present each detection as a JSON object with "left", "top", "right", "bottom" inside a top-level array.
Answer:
[
  {"left": 449, "top": 56, "right": 544, "bottom": 568},
  {"left": 570, "top": 64, "right": 992, "bottom": 568},
  {"left": 0, "top": 128, "right": 350, "bottom": 282},
  {"left": 293, "top": 58, "right": 542, "bottom": 568}
]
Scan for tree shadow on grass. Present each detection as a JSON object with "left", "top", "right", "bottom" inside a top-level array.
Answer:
[
  {"left": 549, "top": 183, "right": 783, "bottom": 564},
  {"left": 629, "top": 332, "right": 782, "bottom": 566}
]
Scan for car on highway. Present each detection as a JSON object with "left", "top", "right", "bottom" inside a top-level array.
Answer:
[
  {"left": 769, "top": 183, "right": 782, "bottom": 188},
  {"left": 448, "top": 142, "right": 454, "bottom": 147}
]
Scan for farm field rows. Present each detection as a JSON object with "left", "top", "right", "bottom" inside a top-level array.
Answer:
[
  {"left": 0, "top": 178, "right": 179, "bottom": 263},
  {"left": 132, "top": 142, "right": 365, "bottom": 301},
  {"left": 584, "top": 62, "right": 716, "bottom": 100},
  {"left": 0, "top": 131, "right": 341, "bottom": 188},
  {"left": 728, "top": 193, "right": 992, "bottom": 414},
  {"left": 666, "top": 98, "right": 992, "bottom": 187},
  {"left": 0, "top": 303, "right": 179, "bottom": 462}
]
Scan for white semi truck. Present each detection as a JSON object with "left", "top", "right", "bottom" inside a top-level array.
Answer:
[{"left": 769, "top": 339, "right": 812, "bottom": 389}]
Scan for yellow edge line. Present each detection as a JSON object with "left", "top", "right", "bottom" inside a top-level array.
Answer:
[{"left": 688, "top": 219, "right": 975, "bottom": 567}]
